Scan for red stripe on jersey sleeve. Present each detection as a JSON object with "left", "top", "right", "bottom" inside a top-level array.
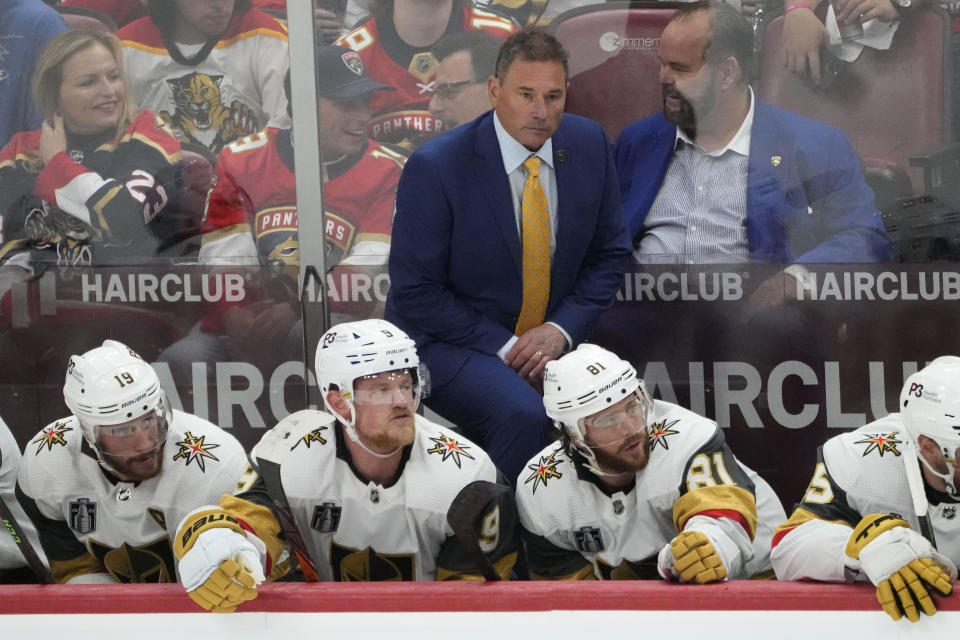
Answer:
[
  {"left": 34, "top": 152, "right": 88, "bottom": 205},
  {"left": 691, "top": 508, "right": 753, "bottom": 537},
  {"left": 770, "top": 526, "right": 797, "bottom": 549}
]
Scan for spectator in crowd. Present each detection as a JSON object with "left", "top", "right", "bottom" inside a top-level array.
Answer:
[
  {"left": 172, "top": 320, "right": 518, "bottom": 612},
  {"left": 61, "top": 0, "right": 147, "bottom": 28},
  {"left": 518, "top": 344, "right": 786, "bottom": 581},
  {"left": 117, "top": 0, "right": 289, "bottom": 154},
  {"left": 16, "top": 339, "right": 250, "bottom": 584},
  {"left": 428, "top": 30, "right": 500, "bottom": 130},
  {"left": 157, "top": 45, "right": 405, "bottom": 381},
  {"left": 0, "top": 30, "right": 181, "bottom": 272},
  {"left": 0, "top": 414, "right": 45, "bottom": 583},
  {"left": 251, "top": 0, "right": 358, "bottom": 44},
  {"left": 615, "top": 0, "right": 892, "bottom": 267},
  {"left": 335, "top": 0, "right": 515, "bottom": 149},
  {"left": 478, "top": 0, "right": 600, "bottom": 25},
  {"left": 759, "top": 0, "right": 908, "bottom": 84},
  {"left": 772, "top": 356, "right": 960, "bottom": 623},
  {"left": 0, "top": 0, "right": 66, "bottom": 148},
  {"left": 386, "top": 29, "right": 631, "bottom": 484},
  {"left": 477, "top": 0, "right": 548, "bottom": 26}
]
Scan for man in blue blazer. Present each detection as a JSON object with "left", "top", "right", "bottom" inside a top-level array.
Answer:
[
  {"left": 615, "top": 1, "right": 892, "bottom": 266},
  {"left": 387, "top": 29, "right": 631, "bottom": 483}
]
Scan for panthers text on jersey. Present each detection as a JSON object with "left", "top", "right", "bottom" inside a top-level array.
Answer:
[
  {"left": 334, "top": 5, "right": 514, "bottom": 148},
  {"left": 196, "top": 410, "right": 517, "bottom": 581},
  {"left": 15, "top": 410, "right": 250, "bottom": 583},
  {"left": 516, "top": 400, "right": 786, "bottom": 580},
  {"left": 0, "top": 110, "right": 181, "bottom": 268},
  {"left": 199, "top": 127, "right": 404, "bottom": 268},
  {"left": 771, "top": 414, "right": 960, "bottom": 582},
  {"left": 118, "top": 9, "right": 289, "bottom": 154}
]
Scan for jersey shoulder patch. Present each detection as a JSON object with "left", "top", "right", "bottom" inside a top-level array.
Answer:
[
  {"left": 520, "top": 443, "right": 567, "bottom": 496},
  {"left": 28, "top": 417, "right": 79, "bottom": 456}
]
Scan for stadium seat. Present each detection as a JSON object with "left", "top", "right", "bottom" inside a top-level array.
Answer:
[
  {"left": 56, "top": 5, "right": 118, "bottom": 32},
  {"left": 551, "top": 1, "right": 683, "bottom": 141},
  {"left": 759, "top": 7, "right": 957, "bottom": 260}
]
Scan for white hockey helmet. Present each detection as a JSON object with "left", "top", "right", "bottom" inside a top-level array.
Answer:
[
  {"left": 900, "top": 356, "right": 960, "bottom": 493},
  {"left": 543, "top": 343, "right": 651, "bottom": 475},
  {"left": 63, "top": 340, "right": 170, "bottom": 473},
  {"left": 315, "top": 319, "right": 426, "bottom": 454}
]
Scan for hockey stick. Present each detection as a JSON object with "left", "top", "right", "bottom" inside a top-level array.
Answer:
[
  {"left": 0, "top": 495, "right": 52, "bottom": 584},
  {"left": 251, "top": 410, "right": 332, "bottom": 583},
  {"left": 903, "top": 439, "right": 938, "bottom": 547},
  {"left": 447, "top": 480, "right": 509, "bottom": 581}
]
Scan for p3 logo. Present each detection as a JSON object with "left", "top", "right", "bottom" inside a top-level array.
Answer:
[{"left": 907, "top": 383, "right": 924, "bottom": 398}]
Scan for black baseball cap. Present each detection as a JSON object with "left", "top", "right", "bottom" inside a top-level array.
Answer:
[{"left": 316, "top": 45, "right": 395, "bottom": 98}]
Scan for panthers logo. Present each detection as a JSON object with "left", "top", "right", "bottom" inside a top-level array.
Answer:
[
  {"left": 161, "top": 72, "right": 259, "bottom": 153},
  {"left": 23, "top": 204, "right": 94, "bottom": 267},
  {"left": 266, "top": 234, "right": 299, "bottom": 267}
]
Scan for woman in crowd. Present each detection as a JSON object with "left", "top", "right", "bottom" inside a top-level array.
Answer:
[{"left": 0, "top": 30, "right": 181, "bottom": 271}]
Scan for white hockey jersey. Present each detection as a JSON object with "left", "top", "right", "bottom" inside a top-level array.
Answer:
[
  {"left": 118, "top": 10, "right": 289, "bottom": 154},
  {"left": 771, "top": 414, "right": 960, "bottom": 583},
  {"left": 0, "top": 416, "right": 44, "bottom": 571},
  {"left": 16, "top": 410, "right": 249, "bottom": 583},
  {"left": 241, "top": 410, "right": 517, "bottom": 581},
  {"left": 516, "top": 400, "right": 786, "bottom": 580}
]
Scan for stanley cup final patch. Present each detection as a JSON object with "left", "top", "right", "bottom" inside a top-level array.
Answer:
[
  {"left": 574, "top": 526, "right": 605, "bottom": 553},
  {"left": 311, "top": 502, "right": 342, "bottom": 533},
  {"left": 69, "top": 498, "right": 97, "bottom": 534}
]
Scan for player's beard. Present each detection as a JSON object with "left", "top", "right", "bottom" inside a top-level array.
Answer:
[
  {"left": 365, "top": 410, "right": 416, "bottom": 453},
  {"left": 591, "top": 430, "right": 651, "bottom": 475},
  {"left": 103, "top": 442, "right": 166, "bottom": 482}
]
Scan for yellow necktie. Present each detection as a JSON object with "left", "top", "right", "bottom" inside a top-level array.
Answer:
[{"left": 515, "top": 156, "right": 551, "bottom": 336}]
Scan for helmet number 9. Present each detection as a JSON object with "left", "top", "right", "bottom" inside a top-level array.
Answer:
[
  {"left": 114, "top": 372, "right": 135, "bottom": 388},
  {"left": 586, "top": 362, "right": 607, "bottom": 375},
  {"left": 478, "top": 506, "right": 500, "bottom": 553},
  {"left": 381, "top": 329, "right": 394, "bottom": 338}
]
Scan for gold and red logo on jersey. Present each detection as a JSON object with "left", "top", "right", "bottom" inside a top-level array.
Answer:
[
  {"left": 524, "top": 448, "right": 563, "bottom": 494},
  {"left": 647, "top": 419, "right": 680, "bottom": 451},
  {"left": 854, "top": 432, "right": 902, "bottom": 457},
  {"left": 426, "top": 433, "right": 476, "bottom": 468},
  {"left": 171, "top": 431, "right": 221, "bottom": 471},
  {"left": 31, "top": 421, "right": 73, "bottom": 454}
]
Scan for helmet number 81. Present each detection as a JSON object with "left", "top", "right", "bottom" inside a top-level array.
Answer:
[{"left": 586, "top": 362, "right": 607, "bottom": 375}]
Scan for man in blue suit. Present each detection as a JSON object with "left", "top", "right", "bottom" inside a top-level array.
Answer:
[
  {"left": 615, "top": 0, "right": 892, "bottom": 267},
  {"left": 387, "top": 29, "right": 631, "bottom": 484}
]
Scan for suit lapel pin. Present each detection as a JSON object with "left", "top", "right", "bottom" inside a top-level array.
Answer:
[
  {"left": 556, "top": 150, "right": 566, "bottom": 163},
  {"left": 771, "top": 155, "right": 782, "bottom": 167}
]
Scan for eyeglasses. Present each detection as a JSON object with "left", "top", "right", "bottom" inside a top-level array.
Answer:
[{"left": 431, "top": 79, "right": 479, "bottom": 100}]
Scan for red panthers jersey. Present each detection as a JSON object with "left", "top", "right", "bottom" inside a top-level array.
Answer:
[
  {"left": 200, "top": 126, "right": 406, "bottom": 267},
  {"left": 334, "top": 5, "right": 514, "bottom": 147}
]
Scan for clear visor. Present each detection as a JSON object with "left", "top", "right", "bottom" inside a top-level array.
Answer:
[
  {"left": 579, "top": 393, "right": 651, "bottom": 449},
  {"left": 90, "top": 399, "right": 169, "bottom": 459},
  {"left": 351, "top": 367, "right": 425, "bottom": 406}
]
